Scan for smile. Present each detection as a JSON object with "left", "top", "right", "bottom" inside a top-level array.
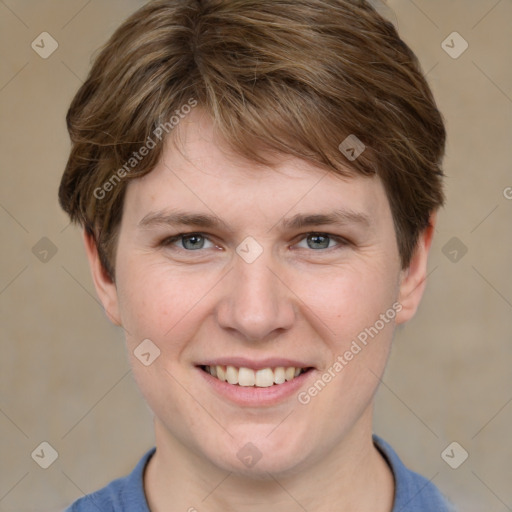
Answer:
[{"left": 199, "top": 365, "right": 312, "bottom": 387}]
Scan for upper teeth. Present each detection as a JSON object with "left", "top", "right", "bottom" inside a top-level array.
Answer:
[{"left": 205, "top": 365, "right": 305, "bottom": 387}]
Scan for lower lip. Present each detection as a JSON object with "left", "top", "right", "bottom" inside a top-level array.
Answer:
[{"left": 196, "top": 366, "right": 316, "bottom": 407}]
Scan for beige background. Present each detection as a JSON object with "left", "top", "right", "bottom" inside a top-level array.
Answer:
[{"left": 1, "top": 1, "right": 511, "bottom": 511}]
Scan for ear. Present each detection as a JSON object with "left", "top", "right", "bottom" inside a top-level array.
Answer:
[
  {"left": 395, "top": 211, "right": 437, "bottom": 325},
  {"left": 82, "top": 229, "right": 122, "bottom": 326}
]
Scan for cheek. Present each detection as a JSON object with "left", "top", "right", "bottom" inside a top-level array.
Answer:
[
  {"left": 294, "top": 268, "right": 399, "bottom": 434},
  {"left": 115, "top": 260, "right": 181, "bottom": 345},
  {"left": 294, "top": 261, "right": 400, "bottom": 342},
  {"left": 115, "top": 259, "right": 216, "bottom": 355}
]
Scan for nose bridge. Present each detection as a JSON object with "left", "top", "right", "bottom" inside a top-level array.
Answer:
[{"left": 216, "top": 248, "right": 295, "bottom": 341}]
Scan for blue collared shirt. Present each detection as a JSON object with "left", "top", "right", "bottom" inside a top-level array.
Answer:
[{"left": 64, "top": 434, "right": 457, "bottom": 511}]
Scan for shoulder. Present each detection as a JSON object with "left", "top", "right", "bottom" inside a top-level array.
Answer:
[
  {"left": 373, "top": 435, "right": 457, "bottom": 512},
  {"left": 64, "top": 447, "right": 156, "bottom": 512}
]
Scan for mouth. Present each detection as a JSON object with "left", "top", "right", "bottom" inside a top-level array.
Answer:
[{"left": 198, "top": 364, "right": 314, "bottom": 387}]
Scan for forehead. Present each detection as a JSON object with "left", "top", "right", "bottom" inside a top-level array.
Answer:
[{"left": 123, "top": 109, "right": 391, "bottom": 228}]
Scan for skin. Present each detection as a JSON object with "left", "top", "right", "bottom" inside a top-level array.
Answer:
[{"left": 84, "top": 108, "right": 436, "bottom": 511}]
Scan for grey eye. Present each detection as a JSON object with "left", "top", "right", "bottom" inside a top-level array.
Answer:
[
  {"left": 181, "top": 234, "right": 208, "bottom": 250},
  {"left": 302, "top": 233, "right": 332, "bottom": 250}
]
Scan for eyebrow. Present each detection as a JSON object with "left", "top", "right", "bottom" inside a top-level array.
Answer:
[{"left": 138, "top": 208, "right": 371, "bottom": 232}]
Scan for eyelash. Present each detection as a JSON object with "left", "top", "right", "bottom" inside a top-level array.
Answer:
[{"left": 160, "top": 232, "right": 350, "bottom": 253}]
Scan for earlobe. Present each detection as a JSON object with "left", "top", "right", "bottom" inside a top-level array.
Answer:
[
  {"left": 395, "top": 212, "right": 437, "bottom": 325},
  {"left": 82, "top": 229, "right": 122, "bottom": 326}
]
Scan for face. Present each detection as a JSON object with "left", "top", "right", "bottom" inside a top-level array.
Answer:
[{"left": 86, "top": 109, "right": 433, "bottom": 478}]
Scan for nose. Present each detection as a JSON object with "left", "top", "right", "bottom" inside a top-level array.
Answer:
[{"left": 215, "top": 251, "right": 296, "bottom": 342}]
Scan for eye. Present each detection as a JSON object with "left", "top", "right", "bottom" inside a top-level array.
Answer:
[
  {"left": 162, "top": 232, "right": 216, "bottom": 251},
  {"left": 160, "top": 231, "right": 349, "bottom": 253},
  {"left": 295, "top": 232, "right": 347, "bottom": 250}
]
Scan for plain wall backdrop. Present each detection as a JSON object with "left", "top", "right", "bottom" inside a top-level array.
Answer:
[{"left": 1, "top": 0, "right": 511, "bottom": 511}]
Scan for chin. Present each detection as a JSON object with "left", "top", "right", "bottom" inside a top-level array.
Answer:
[{"left": 204, "top": 427, "right": 311, "bottom": 478}]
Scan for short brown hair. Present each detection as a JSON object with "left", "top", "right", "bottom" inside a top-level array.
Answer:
[{"left": 58, "top": 0, "right": 446, "bottom": 280}]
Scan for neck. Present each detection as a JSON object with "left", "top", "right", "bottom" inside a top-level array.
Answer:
[{"left": 144, "top": 411, "right": 394, "bottom": 512}]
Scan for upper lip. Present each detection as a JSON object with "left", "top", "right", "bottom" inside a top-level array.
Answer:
[{"left": 197, "top": 357, "right": 314, "bottom": 371}]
